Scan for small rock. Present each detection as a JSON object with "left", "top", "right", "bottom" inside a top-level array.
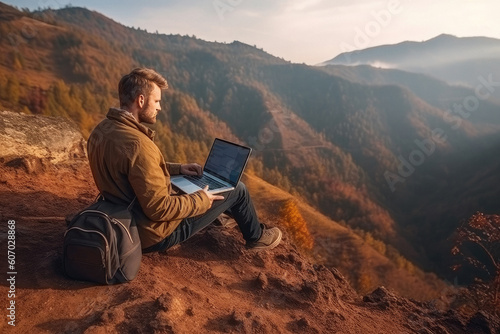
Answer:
[
  {"left": 363, "top": 286, "right": 395, "bottom": 304},
  {"left": 300, "top": 281, "right": 319, "bottom": 301},
  {"left": 6, "top": 157, "right": 44, "bottom": 174},
  {"left": 156, "top": 293, "right": 173, "bottom": 311},
  {"left": 256, "top": 272, "right": 268, "bottom": 290},
  {"left": 229, "top": 310, "right": 244, "bottom": 326},
  {"left": 467, "top": 311, "right": 500, "bottom": 333},
  {"left": 297, "top": 317, "right": 310, "bottom": 328},
  {"left": 151, "top": 315, "right": 175, "bottom": 333},
  {"left": 186, "top": 306, "right": 195, "bottom": 317},
  {"left": 99, "top": 308, "right": 124, "bottom": 324}
]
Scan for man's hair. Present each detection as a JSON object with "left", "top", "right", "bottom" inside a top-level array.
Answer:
[{"left": 118, "top": 68, "right": 168, "bottom": 109}]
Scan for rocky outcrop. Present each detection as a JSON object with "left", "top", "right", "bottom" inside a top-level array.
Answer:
[{"left": 0, "top": 111, "right": 86, "bottom": 172}]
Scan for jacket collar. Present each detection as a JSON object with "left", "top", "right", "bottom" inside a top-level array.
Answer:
[{"left": 106, "top": 108, "right": 155, "bottom": 140}]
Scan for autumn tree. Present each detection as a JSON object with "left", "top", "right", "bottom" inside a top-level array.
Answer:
[
  {"left": 357, "top": 269, "right": 374, "bottom": 294},
  {"left": 12, "top": 52, "right": 24, "bottom": 70},
  {"left": 42, "top": 80, "right": 96, "bottom": 137},
  {"left": 28, "top": 86, "right": 46, "bottom": 114},
  {"left": 452, "top": 212, "right": 500, "bottom": 315},
  {"left": 5, "top": 76, "right": 20, "bottom": 105},
  {"left": 279, "top": 199, "right": 314, "bottom": 251}
]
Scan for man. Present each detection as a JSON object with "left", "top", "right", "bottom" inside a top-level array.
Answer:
[{"left": 87, "top": 67, "right": 282, "bottom": 252}]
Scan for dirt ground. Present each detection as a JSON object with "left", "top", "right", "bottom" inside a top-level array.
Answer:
[{"left": 0, "top": 161, "right": 498, "bottom": 333}]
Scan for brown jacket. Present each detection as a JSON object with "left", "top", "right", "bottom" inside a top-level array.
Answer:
[{"left": 87, "top": 108, "right": 210, "bottom": 249}]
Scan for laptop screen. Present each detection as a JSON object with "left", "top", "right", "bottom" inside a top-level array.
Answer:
[{"left": 204, "top": 139, "right": 251, "bottom": 185}]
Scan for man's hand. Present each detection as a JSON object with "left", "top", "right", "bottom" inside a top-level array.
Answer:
[
  {"left": 180, "top": 163, "right": 202, "bottom": 176},
  {"left": 201, "top": 186, "right": 224, "bottom": 207}
]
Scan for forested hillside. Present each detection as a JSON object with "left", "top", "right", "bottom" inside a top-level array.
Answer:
[{"left": 2, "top": 2, "right": 500, "bottom": 291}]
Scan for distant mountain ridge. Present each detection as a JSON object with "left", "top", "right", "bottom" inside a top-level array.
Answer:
[
  {"left": 321, "top": 34, "right": 500, "bottom": 91},
  {"left": 323, "top": 34, "right": 500, "bottom": 65}
]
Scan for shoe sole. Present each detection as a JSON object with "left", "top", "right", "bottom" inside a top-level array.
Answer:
[{"left": 247, "top": 229, "right": 282, "bottom": 250}]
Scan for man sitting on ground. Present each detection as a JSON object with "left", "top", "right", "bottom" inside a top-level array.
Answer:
[{"left": 87, "top": 67, "right": 282, "bottom": 252}]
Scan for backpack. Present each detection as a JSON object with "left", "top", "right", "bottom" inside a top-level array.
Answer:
[{"left": 63, "top": 197, "right": 142, "bottom": 284}]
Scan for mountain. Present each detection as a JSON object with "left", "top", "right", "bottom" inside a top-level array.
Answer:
[
  {"left": 321, "top": 34, "right": 500, "bottom": 99},
  {"left": 320, "top": 64, "right": 500, "bottom": 118},
  {"left": 317, "top": 63, "right": 500, "bottom": 271},
  {"left": 1, "top": 110, "right": 498, "bottom": 333},
  {"left": 1, "top": 2, "right": 500, "bottom": 297}
]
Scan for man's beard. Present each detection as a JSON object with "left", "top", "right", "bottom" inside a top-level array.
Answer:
[{"left": 138, "top": 98, "right": 156, "bottom": 124}]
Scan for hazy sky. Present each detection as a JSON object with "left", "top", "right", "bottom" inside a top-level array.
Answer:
[{"left": 5, "top": 0, "right": 500, "bottom": 64}]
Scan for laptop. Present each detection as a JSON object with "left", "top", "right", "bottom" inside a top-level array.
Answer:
[{"left": 170, "top": 138, "right": 252, "bottom": 195}]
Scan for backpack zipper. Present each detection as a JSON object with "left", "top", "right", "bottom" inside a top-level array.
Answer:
[
  {"left": 111, "top": 218, "right": 134, "bottom": 243},
  {"left": 79, "top": 210, "right": 134, "bottom": 243},
  {"left": 65, "top": 226, "right": 109, "bottom": 252}
]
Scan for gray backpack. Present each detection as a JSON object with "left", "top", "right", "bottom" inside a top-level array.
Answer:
[{"left": 63, "top": 197, "right": 142, "bottom": 284}]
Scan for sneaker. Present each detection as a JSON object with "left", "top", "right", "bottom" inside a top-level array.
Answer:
[{"left": 246, "top": 224, "right": 282, "bottom": 250}]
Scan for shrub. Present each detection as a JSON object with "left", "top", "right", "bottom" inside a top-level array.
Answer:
[
  {"left": 279, "top": 199, "right": 314, "bottom": 251},
  {"left": 452, "top": 212, "right": 500, "bottom": 315}
]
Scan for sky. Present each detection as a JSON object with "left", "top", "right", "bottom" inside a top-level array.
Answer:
[{"left": 4, "top": 0, "right": 500, "bottom": 65}]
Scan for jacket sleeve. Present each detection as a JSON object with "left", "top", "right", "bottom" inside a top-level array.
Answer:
[
  {"left": 167, "top": 163, "right": 181, "bottom": 175},
  {"left": 127, "top": 140, "right": 210, "bottom": 222}
]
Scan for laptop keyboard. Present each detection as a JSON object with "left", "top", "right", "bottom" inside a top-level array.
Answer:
[{"left": 185, "top": 174, "right": 226, "bottom": 190}]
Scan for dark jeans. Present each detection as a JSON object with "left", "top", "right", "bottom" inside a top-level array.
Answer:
[{"left": 143, "top": 182, "right": 262, "bottom": 253}]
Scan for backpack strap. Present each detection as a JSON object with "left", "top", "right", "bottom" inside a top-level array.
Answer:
[
  {"left": 97, "top": 193, "right": 137, "bottom": 212},
  {"left": 94, "top": 193, "right": 104, "bottom": 202},
  {"left": 127, "top": 197, "right": 137, "bottom": 211}
]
